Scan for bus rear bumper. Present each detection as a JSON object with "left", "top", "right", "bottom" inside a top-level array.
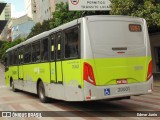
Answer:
[{"left": 83, "top": 77, "right": 153, "bottom": 101}]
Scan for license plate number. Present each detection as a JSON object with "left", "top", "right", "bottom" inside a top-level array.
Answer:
[
  {"left": 117, "top": 86, "right": 130, "bottom": 93},
  {"left": 116, "top": 79, "right": 128, "bottom": 84}
]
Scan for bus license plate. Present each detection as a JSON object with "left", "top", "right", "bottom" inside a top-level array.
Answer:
[
  {"left": 116, "top": 79, "right": 128, "bottom": 84},
  {"left": 117, "top": 86, "right": 130, "bottom": 93}
]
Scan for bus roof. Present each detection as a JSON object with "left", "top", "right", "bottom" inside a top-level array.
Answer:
[{"left": 6, "top": 15, "right": 144, "bottom": 52}]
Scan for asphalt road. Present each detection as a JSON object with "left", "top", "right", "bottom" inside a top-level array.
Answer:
[{"left": 0, "top": 64, "right": 160, "bottom": 120}]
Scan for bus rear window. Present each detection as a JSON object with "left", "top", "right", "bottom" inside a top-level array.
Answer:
[{"left": 89, "top": 21, "right": 144, "bottom": 45}]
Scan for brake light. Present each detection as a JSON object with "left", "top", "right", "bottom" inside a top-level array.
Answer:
[
  {"left": 83, "top": 62, "right": 96, "bottom": 85},
  {"left": 147, "top": 60, "right": 152, "bottom": 81}
]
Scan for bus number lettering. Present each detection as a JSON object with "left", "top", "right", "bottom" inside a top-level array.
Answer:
[{"left": 72, "top": 65, "right": 79, "bottom": 69}]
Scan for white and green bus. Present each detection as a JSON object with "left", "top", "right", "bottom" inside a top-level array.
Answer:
[{"left": 5, "top": 15, "right": 153, "bottom": 102}]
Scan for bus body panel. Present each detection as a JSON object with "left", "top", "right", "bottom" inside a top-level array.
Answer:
[
  {"left": 82, "top": 16, "right": 152, "bottom": 86},
  {"left": 83, "top": 77, "right": 153, "bottom": 101},
  {"left": 9, "top": 66, "right": 18, "bottom": 81},
  {"left": 22, "top": 63, "right": 50, "bottom": 84},
  {"left": 50, "top": 62, "right": 56, "bottom": 83},
  {"left": 56, "top": 61, "right": 63, "bottom": 83},
  {"left": 12, "top": 66, "right": 19, "bottom": 81},
  {"left": 83, "top": 56, "right": 151, "bottom": 86},
  {"left": 5, "top": 68, "right": 11, "bottom": 86},
  {"left": 18, "top": 65, "right": 23, "bottom": 80},
  {"left": 62, "top": 59, "right": 83, "bottom": 86}
]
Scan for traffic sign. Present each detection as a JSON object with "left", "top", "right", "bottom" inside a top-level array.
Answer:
[{"left": 69, "top": 0, "right": 111, "bottom": 11}]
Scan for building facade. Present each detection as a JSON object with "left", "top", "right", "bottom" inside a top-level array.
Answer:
[
  {"left": 4, "top": 3, "right": 11, "bottom": 20},
  {"left": 12, "top": 15, "right": 35, "bottom": 41},
  {"left": 0, "top": 1, "right": 7, "bottom": 38},
  {"left": 25, "top": 0, "right": 67, "bottom": 23},
  {"left": 0, "top": 3, "right": 11, "bottom": 20},
  {"left": 25, "top": 0, "right": 36, "bottom": 21},
  {"left": 25, "top": 0, "right": 54, "bottom": 23},
  {"left": 1, "top": 15, "right": 35, "bottom": 41}
]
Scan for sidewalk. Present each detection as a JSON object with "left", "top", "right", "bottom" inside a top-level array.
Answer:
[{"left": 0, "top": 63, "right": 4, "bottom": 70}]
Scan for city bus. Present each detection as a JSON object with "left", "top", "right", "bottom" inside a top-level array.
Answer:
[{"left": 5, "top": 15, "right": 153, "bottom": 102}]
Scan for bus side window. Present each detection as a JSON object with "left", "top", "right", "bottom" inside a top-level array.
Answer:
[
  {"left": 7, "top": 53, "right": 10, "bottom": 66},
  {"left": 13, "top": 49, "right": 19, "bottom": 65},
  {"left": 41, "top": 38, "right": 49, "bottom": 61},
  {"left": 5, "top": 53, "right": 9, "bottom": 71},
  {"left": 10, "top": 51, "right": 13, "bottom": 66},
  {"left": 64, "top": 27, "right": 79, "bottom": 59},
  {"left": 32, "top": 41, "right": 40, "bottom": 63},
  {"left": 24, "top": 44, "right": 31, "bottom": 63},
  {"left": 50, "top": 34, "right": 55, "bottom": 61},
  {"left": 5, "top": 54, "right": 7, "bottom": 67}
]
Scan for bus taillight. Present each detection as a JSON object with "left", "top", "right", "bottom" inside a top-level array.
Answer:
[
  {"left": 83, "top": 62, "right": 96, "bottom": 85},
  {"left": 147, "top": 60, "right": 152, "bottom": 81}
]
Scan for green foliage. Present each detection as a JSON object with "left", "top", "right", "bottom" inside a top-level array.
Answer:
[
  {"left": 0, "top": 39, "right": 22, "bottom": 63},
  {"left": 50, "top": 2, "right": 109, "bottom": 28},
  {"left": 27, "top": 2, "right": 109, "bottom": 39},
  {"left": 50, "top": 2, "right": 82, "bottom": 28},
  {"left": 110, "top": 0, "right": 160, "bottom": 33},
  {"left": 27, "top": 20, "right": 50, "bottom": 39}
]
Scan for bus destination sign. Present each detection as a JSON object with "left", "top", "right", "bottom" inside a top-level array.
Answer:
[{"left": 69, "top": 0, "right": 111, "bottom": 11}]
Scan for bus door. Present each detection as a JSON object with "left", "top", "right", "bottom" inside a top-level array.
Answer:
[
  {"left": 50, "top": 32, "right": 63, "bottom": 84},
  {"left": 18, "top": 47, "right": 24, "bottom": 80},
  {"left": 55, "top": 32, "right": 63, "bottom": 84}
]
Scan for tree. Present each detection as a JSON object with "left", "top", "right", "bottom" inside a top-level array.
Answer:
[
  {"left": 50, "top": 2, "right": 82, "bottom": 29},
  {"left": 110, "top": 0, "right": 160, "bottom": 33},
  {"left": 50, "top": 2, "right": 109, "bottom": 29},
  {"left": 27, "top": 2, "right": 109, "bottom": 39},
  {"left": 27, "top": 20, "right": 51, "bottom": 39},
  {"left": 0, "top": 39, "right": 22, "bottom": 63}
]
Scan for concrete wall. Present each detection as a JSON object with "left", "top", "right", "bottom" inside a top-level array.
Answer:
[{"left": 25, "top": 0, "right": 33, "bottom": 19}]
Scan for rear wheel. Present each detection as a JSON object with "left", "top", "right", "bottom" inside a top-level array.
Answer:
[{"left": 38, "top": 81, "right": 49, "bottom": 103}]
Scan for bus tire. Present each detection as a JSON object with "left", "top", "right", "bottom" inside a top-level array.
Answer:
[
  {"left": 38, "top": 81, "right": 49, "bottom": 103},
  {"left": 11, "top": 80, "right": 17, "bottom": 92}
]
